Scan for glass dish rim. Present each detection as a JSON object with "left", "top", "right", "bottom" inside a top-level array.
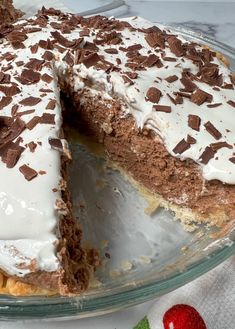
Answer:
[{"left": 0, "top": 26, "right": 235, "bottom": 320}]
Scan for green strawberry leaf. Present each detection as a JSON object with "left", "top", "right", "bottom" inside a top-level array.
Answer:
[{"left": 133, "top": 316, "right": 151, "bottom": 329}]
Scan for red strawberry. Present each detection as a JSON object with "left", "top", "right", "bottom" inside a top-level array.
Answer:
[{"left": 163, "top": 304, "right": 207, "bottom": 329}]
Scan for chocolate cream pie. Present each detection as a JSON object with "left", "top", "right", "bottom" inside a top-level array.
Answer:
[{"left": 0, "top": 7, "right": 234, "bottom": 296}]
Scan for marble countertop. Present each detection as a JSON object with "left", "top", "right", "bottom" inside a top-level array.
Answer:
[{"left": 3, "top": 1, "right": 235, "bottom": 328}]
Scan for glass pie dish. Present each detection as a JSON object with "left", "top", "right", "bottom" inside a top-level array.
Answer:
[{"left": 0, "top": 26, "right": 234, "bottom": 321}]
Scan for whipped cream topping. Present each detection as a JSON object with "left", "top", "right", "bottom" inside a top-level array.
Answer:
[{"left": 0, "top": 9, "right": 234, "bottom": 278}]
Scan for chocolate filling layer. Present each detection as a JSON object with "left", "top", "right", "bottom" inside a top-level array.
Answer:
[{"left": 62, "top": 88, "right": 235, "bottom": 227}]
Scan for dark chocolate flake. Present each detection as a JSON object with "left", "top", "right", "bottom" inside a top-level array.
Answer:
[
  {"left": 122, "top": 75, "right": 134, "bottom": 85},
  {"left": 41, "top": 73, "right": 53, "bottom": 83},
  {"left": 40, "top": 113, "right": 55, "bottom": 124},
  {"left": 18, "top": 69, "right": 41, "bottom": 85},
  {"left": 146, "top": 87, "right": 161, "bottom": 103},
  {"left": 187, "top": 135, "right": 196, "bottom": 144},
  {"left": 199, "top": 146, "right": 215, "bottom": 164},
  {"left": 46, "top": 99, "right": 57, "bottom": 110},
  {"left": 173, "top": 139, "right": 191, "bottom": 154},
  {"left": 26, "top": 116, "right": 41, "bottom": 130},
  {"left": 222, "top": 83, "right": 234, "bottom": 90},
  {"left": 229, "top": 157, "right": 235, "bottom": 164},
  {"left": 0, "top": 96, "right": 12, "bottom": 110},
  {"left": 190, "top": 89, "right": 213, "bottom": 105},
  {"left": 0, "top": 85, "right": 21, "bottom": 97},
  {"left": 49, "top": 138, "right": 63, "bottom": 150},
  {"left": 210, "top": 141, "right": 232, "bottom": 151},
  {"left": 42, "top": 51, "right": 54, "bottom": 61},
  {"left": 82, "top": 53, "right": 101, "bottom": 68},
  {"left": 19, "top": 164, "right": 38, "bottom": 181},
  {"left": 145, "top": 32, "right": 165, "bottom": 48},
  {"left": 19, "top": 97, "right": 41, "bottom": 106},
  {"left": 162, "top": 57, "right": 177, "bottom": 62},
  {"left": 227, "top": 100, "right": 235, "bottom": 108},
  {"left": 63, "top": 52, "right": 74, "bottom": 66},
  {"left": 153, "top": 105, "right": 171, "bottom": 113},
  {"left": 188, "top": 114, "right": 201, "bottom": 131},
  {"left": 28, "top": 141, "right": 37, "bottom": 152},
  {"left": 51, "top": 31, "right": 76, "bottom": 48},
  {"left": 144, "top": 54, "right": 162, "bottom": 67},
  {"left": 204, "top": 121, "right": 222, "bottom": 140},
  {"left": 6, "top": 147, "right": 23, "bottom": 168},
  {"left": 104, "top": 48, "right": 118, "bottom": 54},
  {"left": 16, "top": 109, "right": 35, "bottom": 117},
  {"left": 207, "top": 103, "right": 222, "bottom": 108},
  {"left": 180, "top": 77, "right": 197, "bottom": 92},
  {"left": 165, "top": 75, "right": 178, "bottom": 83},
  {"left": 25, "top": 58, "right": 45, "bottom": 71},
  {"left": 0, "top": 72, "right": 11, "bottom": 84},
  {"left": 168, "top": 36, "right": 185, "bottom": 57}
]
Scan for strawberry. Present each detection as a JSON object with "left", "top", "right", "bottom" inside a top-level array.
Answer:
[{"left": 163, "top": 304, "right": 207, "bottom": 329}]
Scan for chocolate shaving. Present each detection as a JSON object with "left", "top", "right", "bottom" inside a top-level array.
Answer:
[
  {"left": 227, "top": 100, "right": 235, "bottom": 108},
  {"left": 0, "top": 96, "right": 12, "bottom": 110},
  {"left": 153, "top": 105, "right": 171, "bottom": 113},
  {"left": 6, "top": 30, "right": 27, "bottom": 43},
  {"left": 6, "top": 146, "right": 24, "bottom": 168},
  {"left": 11, "top": 104, "right": 19, "bottom": 116},
  {"left": 28, "top": 141, "right": 37, "bottom": 152},
  {"left": 46, "top": 99, "right": 57, "bottom": 110},
  {"left": 82, "top": 53, "right": 101, "bottom": 68},
  {"left": 39, "top": 88, "right": 53, "bottom": 93},
  {"left": 39, "top": 170, "right": 46, "bottom": 175},
  {"left": 16, "top": 61, "right": 24, "bottom": 67},
  {"left": 190, "top": 89, "right": 213, "bottom": 105},
  {"left": 165, "top": 75, "right": 178, "bottom": 83},
  {"left": 146, "top": 87, "right": 161, "bottom": 103},
  {"left": 42, "top": 51, "right": 54, "bottom": 61},
  {"left": 63, "top": 52, "right": 74, "bottom": 66},
  {"left": 38, "top": 39, "right": 54, "bottom": 50},
  {"left": 25, "top": 58, "right": 45, "bottom": 71},
  {"left": 145, "top": 32, "right": 165, "bottom": 48},
  {"left": 204, "top": 121, "right": 222, "bottom": 140},
  {"left": 144, "top": 54, "right": 162, "bottom": 68},
  {"left": 229, "top": 157, "right": 235, "bottom": 164},
  {"left": 188, "top": 115, "right": 201, "bottom": 131},
  {"left": 168, "top": 36, "right": 185, "bottom": 57},
  {"left": 0, "top": 72, "right": 11, "bottom": 84},
  {"left": 173, "top": 139, "right": 190, "bottom": 154},
  {"left": 187, "top": 135, "right": 196, "bottom": 144},
  {"left": 127, "top": 44, "right": 143, "bottom": 51},
  {"left": 210, "top": 141, "right": 232, "bottom": 151},
  {"left": 222, "top": 83, "right": 234, "bottom": 90},
  {"left": 51, "top": 30, "right": 76, "bottom": 48},
  {"left": 49, "top": 138, "right": 63, "bottom": 150},
  {"left": 17, "top": 69, "right": 41, "bottom": 85},
  {"left": 19, "top": 97, "right": 41, "bottom": 106},
  {"left": 207, "top": 103, "right": 222, "bottom": 108},
  {"left": 0, "top": 117, "right": 25, "bottom": 151},
  {"left": 180, "top": 77, "right": 197, "bottom": 92},
  {"left": 200, "top": 65, "right": 222, "bottom": 86},
  {"left": 41, "top": 73, "right": 53, "bottom": 83},
  {"left": 16, "top": 109, "right": 35, "bottom": 117},
  {"left": 104, "top": 48, "right": 118, "bottom": 54},
  {"left": 19, "top": 164, "right": 37, "bottom": 181},
  {"left": 0, "top": 85, "right": 20, "bottom": 96},
  {"left": 199, "top": 146, "right": 215, "bottom": 164},
  {"left": 30, "top": 44, "right": 39, "bottom": 54},
  {"left": 26, "top": 116, "right": 40, "bottom": 130},
  {"left": 122, "top": 75, "right": 134, "bottom": 85},
  {"left": 40, "top": 113, "right": 55, "bottom": 124}
]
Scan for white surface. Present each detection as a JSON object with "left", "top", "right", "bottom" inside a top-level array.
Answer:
[{"left": 2, "top": 1, "right": 235, "bottom": 328}]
